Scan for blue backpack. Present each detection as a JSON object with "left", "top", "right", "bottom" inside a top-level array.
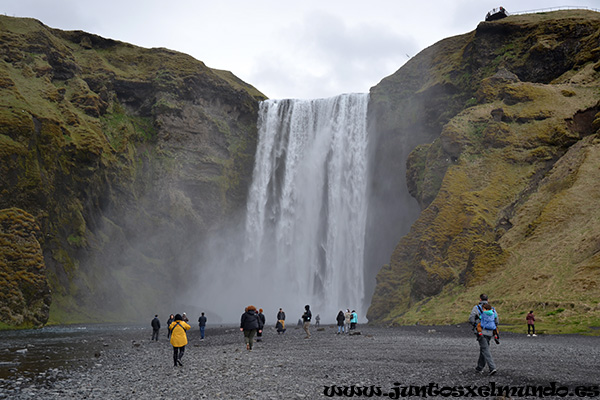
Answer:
[{"left": 478, "top": 306, "right": 497, "bottom": 330}]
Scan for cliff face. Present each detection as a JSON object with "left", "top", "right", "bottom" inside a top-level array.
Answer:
[
  {"left": 0, "top": 16, "right": 265, "bottom": 327},
  {"left": 0, "top": 208, "right": 50, "bottom": 328},
  {"left": 367, "top": 10, "right": 600, "bottom": 333}
]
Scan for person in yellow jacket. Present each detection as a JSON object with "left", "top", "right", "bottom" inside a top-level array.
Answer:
[{"left": 169, "top": 314, "right": 191, "bottom": 366}]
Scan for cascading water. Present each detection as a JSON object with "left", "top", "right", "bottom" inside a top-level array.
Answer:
[{"left": 243, "top": 93, "right": 370, "bottom": 320}]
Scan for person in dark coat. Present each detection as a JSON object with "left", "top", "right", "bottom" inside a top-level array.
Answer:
[
  {"left": 151, "top": 315, "right": 160, "bottom": 341},
  {"left": 166, "top": 314, "right": 174, "bottom": 338},
  {"left": 256, "top": 308, "right": 266, "bottom": 342},
  {"left": 198, "top": 312, "right": 207, "bottom": 340},
  {"left": 240, "top": 305, "right": 263, "bottom": 350},
  {"left": 336, "top": 310, "right": 345, "bottom": 334},
  {"left": 277, "top": 308, "right": 286, "bottom": 322},
  {"left": 302, "top": 304, "right": 312, "bottom": 339}
]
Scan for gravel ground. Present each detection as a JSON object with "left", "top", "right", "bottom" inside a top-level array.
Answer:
[{"left": 1, "top": 323, "right": 599, "bottom": 399}]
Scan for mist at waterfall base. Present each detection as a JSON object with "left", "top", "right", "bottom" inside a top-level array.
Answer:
[{"left": 193, "top": 94, "right": 371, "bottom": 324}]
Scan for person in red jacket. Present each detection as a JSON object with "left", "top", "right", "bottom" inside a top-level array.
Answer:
[{"left": 526, "top": 311, "right": 536, "bottom": 337}]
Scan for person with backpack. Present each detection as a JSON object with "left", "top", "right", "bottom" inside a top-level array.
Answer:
[
  {"left": 169, "top": 314, "right": 191, "bottom": 367},
  {"left": 477, "top": 303, "right": 500, "bottom": 344},
  {"left": 468, "top": 294, "right": 498, "bottom": 376}
]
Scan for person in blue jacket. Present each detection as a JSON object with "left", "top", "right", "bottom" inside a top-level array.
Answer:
[{"left": 350, "top": 310, "right": 358, "bottom": 330}]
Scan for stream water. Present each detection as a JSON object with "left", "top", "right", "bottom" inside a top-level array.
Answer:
[{"left": 0, "top": 324, "right": 144, "bottom": 384}]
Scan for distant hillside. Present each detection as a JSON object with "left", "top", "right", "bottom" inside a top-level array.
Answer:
[
  {"left": 367, "top": 10, "right": 600, "bottom": 334},
  {"left": 0, "top": 15, "right": 265, "bottom": 328}
]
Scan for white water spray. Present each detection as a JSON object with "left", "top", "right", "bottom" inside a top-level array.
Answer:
[
  {"left": 243, "top": 93, "right": 370, "bottom": 320},
  {"left": 194, "top": 93, "right": 370, "bottom": 323}
]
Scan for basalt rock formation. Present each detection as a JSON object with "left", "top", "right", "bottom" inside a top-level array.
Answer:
[
  {"left": 0, "top": 16, "right": 265, "bottom": 327},
  {"left": 367, "top": 10, "right": 600, "bottom": 332}
]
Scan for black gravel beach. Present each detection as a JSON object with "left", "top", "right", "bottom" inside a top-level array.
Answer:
[{"left": 1, "top": 323, "right": 599, "bottom": 399}]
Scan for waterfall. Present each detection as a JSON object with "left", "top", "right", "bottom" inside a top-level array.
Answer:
[{"left": 243, "top": 93, "right": 370, "bottom": 320}]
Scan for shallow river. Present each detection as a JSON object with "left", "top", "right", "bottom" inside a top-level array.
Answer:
[{"left": 0, "top": 324, "right": 145, "bottom": 385}]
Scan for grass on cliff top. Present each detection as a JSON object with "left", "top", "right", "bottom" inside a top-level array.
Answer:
[
  {"left": 502, "top": 9, "right": 600, "bottom": 24},
  {"left": 213, "top": 69, "right": 267, "bottom": 100}
]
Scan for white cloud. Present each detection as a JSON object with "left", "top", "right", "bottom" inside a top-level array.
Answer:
[
  {"left": 247, "top": 10, "right": 418, "bottom": 99},
  {"left": 2, "top": 0, "right": 600, "bottom": 99}
]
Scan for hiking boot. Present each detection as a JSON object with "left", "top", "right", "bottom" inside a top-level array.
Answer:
[{"left": 489, "top": 369, "right": 497, "bottom": 376}]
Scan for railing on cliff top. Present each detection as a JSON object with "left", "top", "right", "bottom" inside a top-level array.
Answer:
[{"left": 510, "top": 5, "right": 600, "bottom": 15}]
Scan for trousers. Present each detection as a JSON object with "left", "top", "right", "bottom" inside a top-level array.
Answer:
[
  {"left": 173, "top": 346, "right": 185, "bottom": 365},
  {"left": 477, "top": 335, "right": 496, "bottom": 371}
]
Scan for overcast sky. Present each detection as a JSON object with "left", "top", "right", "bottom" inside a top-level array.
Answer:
[{"left": 2, "top": 1, "right": 599, "bottom": 99}]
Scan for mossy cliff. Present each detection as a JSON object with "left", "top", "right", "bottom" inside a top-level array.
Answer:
[
  {"left": 367, "top": 10, "right": 600, "bottom": 333},
  {"left": 0, "top": 208, "right": 50, "bottom": 329},
  {"left": 0, "top": 16, "right": 265, "bottom": 327}
]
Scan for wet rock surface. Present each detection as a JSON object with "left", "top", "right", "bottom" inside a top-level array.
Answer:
[{"left": 1, "top": 324, "right": 599, "bottom": 399}]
